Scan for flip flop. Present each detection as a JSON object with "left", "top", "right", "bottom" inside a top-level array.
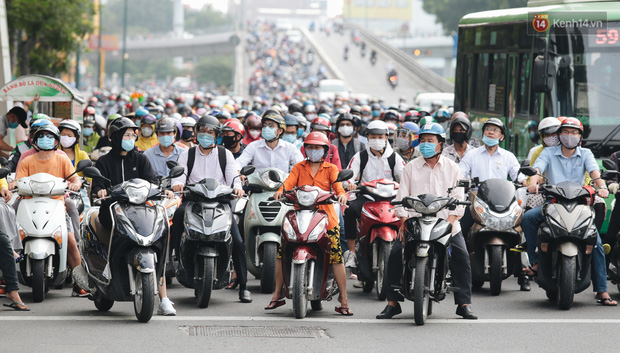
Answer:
[
  {"left": 523, "top": 266, "right": 538, "bottom": 277},
  {"left": 264, "top": 299, "right": 286, "bottom": 310},
  {"left": 335, "top": 306, "right": 353, "bottom": 316},
  {"left": 225, "top": 278, "right": 239, "bottom": 290},
  {"left": 3, "top": 302, "right": 30, "bottom": 311},
  {"left": 596, "top": 297, "right": 618, "bottom": 306}
]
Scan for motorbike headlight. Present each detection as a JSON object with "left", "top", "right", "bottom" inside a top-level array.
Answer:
[
  {"left": 282, "top": 217, "right": 296, "bottom": 241},
  {"left": 30, "top": 180, "right": 54, "bottom": 195},
  {"left": 375, "top": 183, "right": 397, "bottom": 198},
  {"left": 307, "top": 217, "right": 327, "bottom": 241},
  {"left": 124, "top": 185, "right": 149, "bottom": 204},
  {"left": 414, "top": 199, "right": 448, "bottom": 215},
  {"left": 297, "top": 189, "right": 319, "bottom": 207}
]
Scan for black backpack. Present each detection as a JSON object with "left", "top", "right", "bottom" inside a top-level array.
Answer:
[
  {"left": 358, "top": 149, "right": 396, "bottom": 181},
  {"left": 186, "top": 146, "right": 227, "bottom": 184}
]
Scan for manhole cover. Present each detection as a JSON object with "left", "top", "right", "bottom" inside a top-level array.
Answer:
[{"left": 180, "top": 326, "right": 328, "bottom": 338}]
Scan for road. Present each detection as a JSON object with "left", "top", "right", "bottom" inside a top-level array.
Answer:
[
  {"left": 307, "top": 29, "right": 430, "bottom": 106},
  {"left": 3, "top": 274, "right": 620, "bottom": 352}
]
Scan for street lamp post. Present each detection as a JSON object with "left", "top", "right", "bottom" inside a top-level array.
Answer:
[{"left": 120, "top": 0, "right": 128, "bottom": 87}]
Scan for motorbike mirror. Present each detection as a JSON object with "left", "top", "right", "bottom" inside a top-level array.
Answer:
[
  {"left": 268, "top": 170, "right": 282, "bottom": 183},
  {"left": 519, "top": 166, "right": 537, "bottom": 177},
  {"left": 0, "top": 157, "right": 7, "bottom": 166},
  {"left": 335, "top": 169, "right": 354, "bottom": 183},
  {"left": 82, "top": 166, "right": 105, "bottom": 180},
  {"left": 602, "top": 159, "right": 617, "bottom": 171},
  {"left": 166, "top": 160, "right": 179, "bottom": 170},
  {"left": 0, "top": 167, "right": 9, "bottom": 179},
  {"left": 602, "top": 170, "right": 620, "bottom": 180},
  {"left": 75, "top": 159, "right": 93, "bottom": 173},
  {"left": 457, "top": 179, "right": 471, "bottom": 189},
  {"left": 167, "top": 166, "right": 185, "bottom": 179},
  {"left": 240, "top": 165, "right": 255, "bottom": 176},
  {"left": 521, "top": 159, "right": 530, "bottom": 167}
]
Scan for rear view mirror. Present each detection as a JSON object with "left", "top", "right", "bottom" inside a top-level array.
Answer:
[
  {"left": 166, "top": 160, "right": 179, "bottom": 170},
  {"left": 240, "top": 165, "right": 256, "bottom": 176},
  {"left": 335, "top": 169, "right": 354, "bottom": 183},
  {"left": 532, "top": 55, "right": 555, "bottom": 93},
  {"left": 268, "top": 170, "right": 282, "bottom": 183},
  {"left": 602, "top": 159, "right": 617, "bottom": 171},
  {"left": 458, "top": 179, "right": 472, "bottom": 189},
  {"left": 521, "top": 159, "right": 530, "bottom": 167},
  {"left": 519, "top": 166, "right": 537, "bottom": 177},
  {"left": 75, "top": 159, "right": 93, "bottom": 173},
  {"left": 82, "top": 166, "right": 104, "bottom": 179},
  {"left": 0, "top": 167, "right": 9, "bottom": 179},
  {"left": 168, "top": 166, "right": 185, "bottom": 179},
  {"left": 0, "top": 157, "right": 7, "bottom": 166}
]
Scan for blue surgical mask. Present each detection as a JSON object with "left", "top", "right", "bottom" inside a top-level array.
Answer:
[
  {"left": 217, "top": 136, "right": 223, "bottom": 145},
  {"left": 297, "top": 129, "right": 304, "bottom": 138},
  {"left": 419, "top": 142, "right": 438, "bottom": 158},
  {"left": 83, "top": 127, "right": 94, "bottom": 137},
  {"left": 156, "top": 113, "right": 162, "bottom": 120},
  {"left": 372, "top": 111, "right": 380, "bottom": 117},
  {"left": 197, "top": 133, "right": 215, "bottom": 148},
  {"left": 37, "top": 136, "right": 55, "bottom": 150},
  {"left": 482, "top": 135, "right": 500, "bottom": 147},
  {"left": 282, "top": 134, "right": 297, "bottom": 144},
  {"left": 8, "top": 121, "right": 19, "bottom": 129},
  {"left": 158, "top": 135, "right": 174, "bottom": 147},
  {"left": 121, "top": 138, "right": 135, "bottom": 151},
  {"left": 261, "top": 126, "right": 277, "bottom": 140}
]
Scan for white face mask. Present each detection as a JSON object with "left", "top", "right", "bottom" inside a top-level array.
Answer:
[
  {"left": 249, "top": 130, "right": 260, "bottom": 139},
  {"left": 60, "top": 136, "right": 76, "bottom": 149},
  {"left": 141, "top": 127, "right": 153, "bottom": 137},
  {"left": 338, "top": 125, "right": 354, "bottom": 137},
  {"left": 368, "top": 138, "right": 386, "bottom": 151}
]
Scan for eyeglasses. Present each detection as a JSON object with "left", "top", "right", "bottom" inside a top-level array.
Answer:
[{"left": 123, "top": 133, "right": 138, "bottom": 139}]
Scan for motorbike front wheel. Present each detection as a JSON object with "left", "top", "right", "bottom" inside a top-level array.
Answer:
[
  {"left": 292, "top": 261, "right": 310, "bottom": 319},
  {"left": 260, "top": 243, "right": 277, "bottom": 294},
  {"left": 376, "top": 241, "right": 392, "bottom": 301},
  {"left": 413, "top": 257, "right": 431, "bottom": 326},
  {"left": 488, "top": 245, "right": 503, "bottom": 296},
  {"left": 32, "top": 259, "right": 46, "bottom": 303},
  {"left": 195, "top": 256, "right": 215, "bottom": 308},
  {"left": 134, "top": 272, "right": 155, "bottom": 323},
  {"left": 557, "top": 255, "right": 576, "bottom": 310}
]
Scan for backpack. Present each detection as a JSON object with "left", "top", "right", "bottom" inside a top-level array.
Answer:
[
  {"left": 186, "top": 145, "right": 227, "bottom": 184},
  {"left": 358, "top": 149, "right": 396, "bottom": 182}
]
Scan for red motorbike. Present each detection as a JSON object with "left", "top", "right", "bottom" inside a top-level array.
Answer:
[
  {"left": 270, "top": 170, "right": 353, "bottom": 319},
  {"left": 352, "top": 179, "right": 400, "bottom": 300}
]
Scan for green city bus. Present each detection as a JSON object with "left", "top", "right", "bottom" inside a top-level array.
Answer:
[{"left": 454, "top": 0, "right": 620, "bottom": 233}]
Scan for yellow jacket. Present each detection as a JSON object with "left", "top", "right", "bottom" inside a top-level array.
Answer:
[
  {"left": 136, "top": 135, "right": 159, "bottom": 152},
  {"left": 0, "top": 178, "right": 7, "bottom": 190},
  {"left": 61, "top": 144, "right": 91, "bottom": 179}
]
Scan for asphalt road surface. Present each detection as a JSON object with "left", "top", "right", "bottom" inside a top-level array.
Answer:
[{"left": 3, "top": 273, "right": 620, "bottom": 352}]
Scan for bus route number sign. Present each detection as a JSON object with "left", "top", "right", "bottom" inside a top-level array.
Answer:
[
  {"left": 595, "top": 29, "right": 619, "bottom": 45},
  {"left": 533, "top": 14, "right": 550, "bottom": 33}
]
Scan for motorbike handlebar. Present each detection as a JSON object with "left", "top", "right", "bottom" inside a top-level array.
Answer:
[
  {"left": 390, "top": 201, "right": 403, "bottom": 206},
  {"left": 457, "top": 201, "right": 471, "bottom": 206}
]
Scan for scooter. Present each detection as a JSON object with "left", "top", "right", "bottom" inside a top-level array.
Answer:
[
  {"left": 388, "top": 71, "right": 398, "bottom": 90},
  {"left": 80, "top": 165, "right": 184, "bottom": 322},
  {"left": 270, "top": 169, "right": 353, "bottom": 319},
  {"left": 520, "top": 166, "right": 616, "bottom": 310},
  {"left": 352, "top": 179, "right": 400, "bottom": 300},
  {"left": 370, "top": 51, "right": 377, "bottom": 66},
  {"left": 176, "top": 165, "right": 255, "bottom": 308},
  {"left": 11, "top": 159, "right": 91, "bottom": 302},
  {"left": 391, "top": 190, "right": 471, "bottom": 325},
  {"left": 244, "top": 168, "right": 290, "bottom": 293},
  {"left": 465, "top": 178, "right": 525, "bottom": 295}
]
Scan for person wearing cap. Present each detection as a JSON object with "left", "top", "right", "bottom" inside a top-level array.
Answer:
[
  {"left": 442, "top": 112, "right": 476, "bottom": 164},
  {"left": 237, "top": 110, "right": 304, "bottom": 172},
  {"left": 144, "top": 118, "right": 186, "bottom": 177},
  {"left": 282, "top": 114, "right": 303, "bottom": 149},
  {"left": 82, "top": 115, "right": 101, "bottom": 154},
  {"left": 377, "top": 122, "right": 477, "bottom": 320},
  {"left": 241, "top": 112, "right": 263, "bottom": 146},
  {"left": 394, "top": 122, "right": 421, "bottom": 164},
  {"left": 0, "top": 106, "right": 28, "bottom": 158},
  {"left": 58, "top": 120, "right": 90, "bottom": 170},
  {"left": 5, "top": 114, "right": 52, "bottom": 173},
  {"left": 523, "top": 117, "right": 616, "bottom": 306},
  {"left": 136, "top": 114, "right": 159, "bottom": 151}
]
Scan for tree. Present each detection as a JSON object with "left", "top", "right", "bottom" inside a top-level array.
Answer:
[
  {"left": 422, "top": 0, "right": 528, "bottom": 35},
  {"left": 7, "top": 0, "right": 94, "bottom": 76},
  {"left": 195, "top": 55, "right": 233, "bottom": 88},
  {"left": 184, "top": 5, "right": 232, "bottom": 33}
]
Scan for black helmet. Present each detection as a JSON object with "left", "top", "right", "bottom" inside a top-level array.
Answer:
[
  {"left": 288, "top": 101, "right": 303, "bottom": 114},
  {"left": 450, "top": 116, "right": 472, "bottom": 141},
  {"left": 215, "top": 110, "right": 232, "bottom": 121},
  {"left": 482, "top": 118, "right": 505, "bottom": 135},
  {"left": 33, "top": 124, "right": 60, "bottom": 151},
  {"left": 109, "top": 117, "right": 138, "bottom": 139},
  {"left": 140, "top": 114, "right": 157, "bottom": 126},
  {"left": 262, "top": 109, "right": 286, "bottom": 130},
  {"left": 196, "top": 115, "right": 221, "bottom": 135},
  {"left": 83, "top": 115, "right": 96, "bottom": 127},
  {"left": 335, "top": 111, "right": 354, "bottom": 127},
  {"left": 155, "top": 117, "right": 177, "bottom": 133}
]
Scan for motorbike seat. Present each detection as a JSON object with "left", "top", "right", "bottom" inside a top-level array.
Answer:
[{"left": 89, "top": 211, "right": 111, "bottom": 249}]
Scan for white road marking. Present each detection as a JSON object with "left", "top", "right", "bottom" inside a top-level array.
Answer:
[{"left": 2, "top": 316, "right": 620, "bottom": 324}]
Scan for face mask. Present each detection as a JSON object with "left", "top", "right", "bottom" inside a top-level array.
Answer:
[
  {"left": 181, "top": 130, "right": 194, "bottom": 141},
  {"left": 542, "top": 135, "right": 560, "bottom": 147},
  {"left": 338, "top": 125, "right": 354, "bottom": 137},
  {"left": 60, "top": 136, "right": 76, "bottom": 149},
  {"left": 482, "top": 135, "right": 500, "bottom": 147},
  {"left": 362, "top": 115, "right": 370, "bottom": 122},
  {"left": 222, "top": 135, "right": 238, "bottom": 148},
  {"left": 197, "top": 133, "right": 215, "bottom": 148},
  {"left": 529, "top": 131, "right": 538, "bottom": 142},
  {"left": 8, "top": 121, "right": 19, "bottom": 129},
  {"left": 297, "top": 129, "right": 304, "bottom": 138},
  {"left": 121, "top": 138, "right": 135, "bottom": 151},
  {"left": 83, "top": 127, "right": 94, "bottom": 137},
  {"left": 261, "top": 126, "right": 277, "bottom": 140},
  {"left": 178, "top": 103, "right": 184, "bottom": 109},
  {"left": 559, "top": 134, "right": 580, "bottom": 149},
  {"left": 216, "top": 136, "right": 223, "bottom": 145},
  {"left": 249, "top": 130, "right": 261, "bottom": 139},
  {"left": 305, "top": 114, "right": 315, "bottom": 121},
  {"left": 156, "top": 113, "right": 162, "bottom": 120},
  {"left": 37, "top": 136, "right": 56, "bottom": 150},
  {"left": 394, "top": 137, "right": 410, "bottom": 151},
  {"left": 306, "top": 148, "right": 324, "bottom": 162},
  {"left": 197, "top": 103, "right": 204, "bottom": 108},
  {"left": 158, "top": 135, "right": 174, "bottom": 147},
  {"left": 372, "top": 111, "right": 380, "bottom": 117},
  {"left": 367, "top": 138, "right": 386, "bottom": 151},
  {"left": 282, "top": 134, "right": 297, "bottom": 144},
  {"left": 419, "top": 142, "right": 439, "bottom": 158},
  {"left": 141, "top": 127, "right": 153, "bottom": 137},
  {"left": 451, "top": 132, "right": 467, "bottom": 144}
]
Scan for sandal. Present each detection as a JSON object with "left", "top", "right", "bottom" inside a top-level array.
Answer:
[
  {"left": 225, "top": 278, "right": 239, "bottom": 290},
  {"left": 596, "top": 296, "right": 618, "bottom": 306},
  {"left": 335, "top": 306, "right": 353, "bottom": 316},
  {"left": 264, "top": 299, "right": 286, "bottom": 310},
  {"left": 3, "top": 302, "right": 30, "bottom": 311},
  {"left": 523, "top": 265, "right": 538, "bottom": 277}
]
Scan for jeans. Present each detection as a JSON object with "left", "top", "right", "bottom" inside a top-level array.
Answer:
[
  {"left": 0, "top": 231, "right": 19, "bottom": 292},
  {"left": 522, "top": 205, "right": 608, "bottom": 293}
]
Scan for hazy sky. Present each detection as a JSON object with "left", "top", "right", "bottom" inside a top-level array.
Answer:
[{"left": 183, "top": 0, "right": 227, "bottom": 13}]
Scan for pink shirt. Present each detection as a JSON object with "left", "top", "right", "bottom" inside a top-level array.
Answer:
[
  {"left": 394, "top": 155, "right": 465, "bottom": 235},
  {"left": 18, "top": 147, "right": 67, "bottom": 167}
]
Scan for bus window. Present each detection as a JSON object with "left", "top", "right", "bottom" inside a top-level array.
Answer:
[
  {"left": 489, "top": 53, "right": 507, "bottom": 113},
  {"left": 473, "top": 53, "right": 489, "bottom": 110}
]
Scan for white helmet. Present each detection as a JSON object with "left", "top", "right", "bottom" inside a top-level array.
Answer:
[
  {"left": 58, "top": 119, "right": 82, "bottom": 136},
  {"left": 366, "top": 120, "right": 389, "bottom": 135},
  {"left": 538, "top": 117, "right": 561, "bottom": 135},
  {"left": 171, "top": 113, "right": 182, "bottom": 120},
  {"left": 180, "top": 117, "right": 196, "bottom": 127}
]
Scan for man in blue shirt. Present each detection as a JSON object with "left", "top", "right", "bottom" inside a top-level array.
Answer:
[
  {"left": 524, "top": 118, "right": 616, "bottom": 306},
  {"left": 144, "top": 118, "right": 186, "bottom": 178}
]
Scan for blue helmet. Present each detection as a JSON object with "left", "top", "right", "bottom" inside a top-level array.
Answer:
[
  {"left": 135, "top": 108, "right": 149, "bottom": 117},
  {"left": 419, "top": 122, "right": 446, "bottom": 142},
  {"left": 284, "top": 114, "right": 299, "bottom": 127},
  {"left": 398, "top": 122, "right": 420, "bottom": 148}
]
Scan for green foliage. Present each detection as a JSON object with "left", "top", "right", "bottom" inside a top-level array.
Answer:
[
  {"left": 195, "top": 55, "right": 233, "bottom": 87},
  {"left": 422, "top": 0, "right": 528, "bottom": 34},
  {"left": 7, "top": 0, "right": 94, "bottom": 76},
  {"left": 185, "top": 5, "right": 233, "bottom": 33}
]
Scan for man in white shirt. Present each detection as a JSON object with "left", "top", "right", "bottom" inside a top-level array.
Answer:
[
  {"left": 236, "top": 110, "right": 304, "bottom": 172},
  {"left": 343, "top": 120, "right": 405, "bottom": 267},
  {"left": 377, "top": 123, "right": 477, "bottom": 320},
  {"left": 170, "top": 116, "right": 252, "bottom": 303}
]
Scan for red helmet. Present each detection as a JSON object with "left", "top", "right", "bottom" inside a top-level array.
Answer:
[
  {"left": 404, "top": 110, "right": 421, "bottom": 122},
  {"left": 304, "top": 131, "right": 329, "bottom": 146},
  {"left": 89, "top": 97, "right": 98, "bottom": 104},
  {"left": 311, "top": 116, "right": 331, "bottom": 131},
  {"left": 557, "top": 116, "right": 568, "bottom": 124},
  {"left": 450, "top": 111, "right": 469, "bottom": 121},
  {"left": 244, "top": 114, "right": 262, "bottom": 129},
  {"left": 84, "top": 106, "right": 96, "bottom": 116},
  {"left": 222, "top": 118, "right": 245, "bottom": 136},
  {"left": 560, "top": 117, "right": 583, "bottom": 133}
]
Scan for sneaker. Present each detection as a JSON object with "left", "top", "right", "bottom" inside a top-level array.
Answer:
[
  {"left": 158, "top": 297, "right": 176, "bottom": 316},
  {"left": 344, "top": 250, "right": 357, "bottom": 269},
  {"left": 0, "top": 286, "right": 6, "bottom": 297},
  {"left": 349, "top": 273, "right": 358, "bottom": 280},
  {"left": 72, "top": 285, "right": 89, "bottom": 297},
  {"left": 353, "top": 281, "right": 364, "bottom": 288},
  {"left": 72, "top": 265, "right": 91, "bottom": 292}
]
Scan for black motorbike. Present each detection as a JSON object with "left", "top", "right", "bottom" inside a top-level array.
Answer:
[
  {"left": 80, "top": 165, "right": 184, "bottom": 322},
  {"left": 388, "top": 70, "right": 398, "bottom": 89},
  {"left": 370, "top": 50, "right": 377, "bottom": 65},
  {"left": 176, "top": 166, "right": 254, "bottom": 308},
  {"left": 391, "top": 191, "right": 470, "bottom": 325}
]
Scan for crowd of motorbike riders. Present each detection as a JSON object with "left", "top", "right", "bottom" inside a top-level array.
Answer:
[{"left": 1, "top": 91, "right": 620, "bottom": 321}]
